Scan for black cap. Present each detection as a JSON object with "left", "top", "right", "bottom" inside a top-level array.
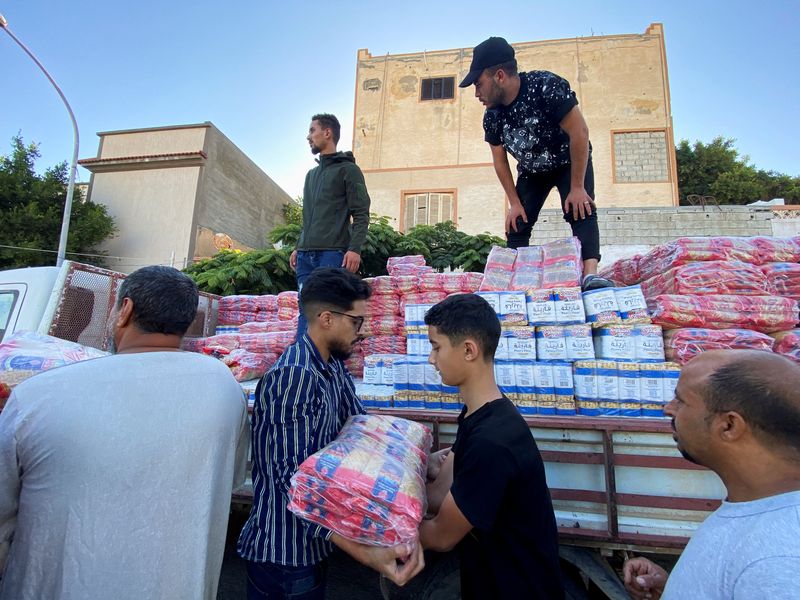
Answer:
[{"left": 459, "top": 37, "right": 515, "bottom": 88}]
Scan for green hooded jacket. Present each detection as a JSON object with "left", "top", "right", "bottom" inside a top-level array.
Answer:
[{"left": 296, "top": 151, "right": 370, "bottom": 254}]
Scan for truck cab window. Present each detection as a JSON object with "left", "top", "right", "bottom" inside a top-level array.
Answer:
[{"left": 0, "top": 290, "right": 20, "bottom": 343}]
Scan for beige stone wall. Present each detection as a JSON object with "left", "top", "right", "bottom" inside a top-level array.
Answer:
[
  {"left": 97, "top": 124, "right": 209, "bottom": 159},
  {"left": 355, "top": 24, "right": 678, "bottom": 239}
]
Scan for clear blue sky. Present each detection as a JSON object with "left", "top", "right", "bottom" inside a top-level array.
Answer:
[{"left": 2, "top": 0, "right": 798, "bottom": 199}]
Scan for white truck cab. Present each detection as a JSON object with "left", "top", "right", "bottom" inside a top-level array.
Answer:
[{"left": 0, "top": 266, "right": 60, "bottom": 344}]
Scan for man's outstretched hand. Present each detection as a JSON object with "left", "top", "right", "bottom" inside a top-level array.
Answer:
[{"left": 623, "top": 556, "right": 667, "bottom": 600}]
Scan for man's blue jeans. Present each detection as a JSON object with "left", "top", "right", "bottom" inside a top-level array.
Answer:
[
  {"left": 295, "top": 250, "right": 345, "bottom": 339},
  {"left": 246, "top": 559, "right": 327, "bottom": 600}
]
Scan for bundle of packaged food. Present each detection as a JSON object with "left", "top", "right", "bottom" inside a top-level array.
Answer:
[
  {"left": 288, "top": 414, "right": 432, "bottom": 546},
  {"left": 461, "top": 272, "right": 485, "bottom": 293},
  {"left": 218, "top": 294, "right": 279, "bottom": 325},
  {"left": 663, "top": 328, "right": 776, "bottom": 365},
  {"left": 771, "top": 329, "right": 800, "bottom": 364},
  {"left": 366, "top": 293, "right": 401, "bottom": 317},
  {"left": 541, "top": 237, "right": 583, "bottom": 289},
  {"left": 0, "top": 331, "right": 109, "bottom": 388},
  {"left": 418, "top": 272, "right": 466, "bottom": 294},
  {"left": 219, "top": 348, "right": 279, "bottom": 382},
  {"left": 749, "top": 236, "right": 800, "bottom": 264},
  {"left": 480, "top": 246, "right": 517, "bottom": 291},
  {"left": 345, "top": 349, "right": 365, "bottom": 378},
  {"left": 277, "top": 291, "right": 300, "bottom": 321},
  {"left": 639, "top": 261, "right": 773, "bottom": 299},
  {"left": 510, "top": 246, "right": 543, "bottom": 291},
  {"left": 362, "top": 335, "right": 407, "bottom": 355},
  {"left": 760, "top": 263, "right": 800, "bottom": 301},
  {"left": 649, "top": 294, "right": 799, "bottom": 333},
  {"left": 391, "top": 275, "right": 419, "bottom": 294},
  {"left": 361, "top": 315, "right": 405, "bottom": 337},
  {"left": 399, "top": 291, "right": 447, "bottom": 314},
  {"left": 599, "top": 254, "right": 641, "bottom": 287},
  {"left": 239, "top": 319, "right": 298, "bottom": 334},
  {"left": 387, "top": 255, "right": 432, "bottom": 277}
]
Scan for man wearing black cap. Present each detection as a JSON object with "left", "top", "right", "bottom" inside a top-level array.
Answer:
[{"left": 460, "top": 36, "right": 613, "bottom": 291}]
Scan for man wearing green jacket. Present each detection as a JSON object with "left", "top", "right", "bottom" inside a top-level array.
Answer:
[{"left": 290, "top": 113, "right": 371, "bottom": 338}]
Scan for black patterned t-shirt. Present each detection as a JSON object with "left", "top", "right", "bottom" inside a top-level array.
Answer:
[{"left": 483, "top": 70, "right": 581, "bottom": 174}]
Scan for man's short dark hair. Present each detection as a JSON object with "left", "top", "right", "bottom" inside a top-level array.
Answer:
[
  {"left": 311, "top": 113, "right": 341, "bottom": 145},
  {"left": 424, "top": 294, "right": 500, "bottom": 361},
  {"left": 116, "top": 266, "right": 199, "bottom": 336},
  {"left": 485, "top": 59, "right": 518, "bottom": 78},
  {"left": 703, "top": 354, "right": 800, "bottom": 457},
  {"left": 300, "top": 268, "right": 371, "bottom": 319}
]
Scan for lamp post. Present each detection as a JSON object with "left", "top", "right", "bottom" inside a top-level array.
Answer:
[{"left": 1, "top": 13, "right": 79, "bottom": 267}]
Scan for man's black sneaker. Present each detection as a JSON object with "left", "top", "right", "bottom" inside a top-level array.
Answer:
[{"left": 581, "top": 274, "right": 616, "bottom": 292}]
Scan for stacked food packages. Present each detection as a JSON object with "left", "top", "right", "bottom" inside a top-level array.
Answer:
[
  {"left": 359, "top": 238, "right": 679, "bottom": 418},
  {"left": 771, "top": 329, "right": 800, "bottom": 364},
  {"left": 0, "top": 331, "right": 109, "bottom": 406},
  {"left": 600, "top": 236, "right": 800, "bottom": 365},
  {"left": 288, "top": 414, "right": 431, "bottom": 546}
]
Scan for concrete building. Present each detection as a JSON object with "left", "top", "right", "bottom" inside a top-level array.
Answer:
[
  {"left": 353, "top": 23, "right": 677, "bottom": 237},
  {"left": 80, "top": 122, "right": 290, "bottom": 273}
]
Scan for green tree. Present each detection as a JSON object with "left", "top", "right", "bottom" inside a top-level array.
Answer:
[
  {"left": 0, "top": 135, "right": 116, "bottom": 269},
  {"left": 676, "top": 136, "right": 800, "bottom": 205}
]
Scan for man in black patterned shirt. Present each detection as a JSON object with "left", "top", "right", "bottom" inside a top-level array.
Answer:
[{"left": 460, "top": 36, "right": 613, "bottom": 291}]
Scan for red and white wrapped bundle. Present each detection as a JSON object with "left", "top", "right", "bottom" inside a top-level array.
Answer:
[
  {"left": 479, "top": 270, "right": 513, "bottom": 291},
  {"left": 221, "top": 349, "right": 279, "bottom": 382},
  {"left": 391, "top": 275, "right": 418, "bottom": 294},
  {"left": 277, "top": 290, "right": 299, "bottom": 310},
  {"left": 649, "top": 294, "right": 799, "bottom": 333},
  {"left": 362, "top": 315, "right": 405, "bottom": 337},
  {"left": 440, "top": 273, "right": 465, "bottom": 294},
  {"left": 639, "top": 261, "right": 773, "bottom": 299},
  {"left": 418, "top": 272, "right": 444, "bottom": 292},
  {"left": 362, "top": 335, "right": 407, "bottom": 355},
  {"left": 288, "top": 414, "right": 432, "bottom": 546},
  {"left": 366, "top": 293, "right": 401, "bottom": 317},
  {"left": 761, "top": 263, "right": 800, "bottom": 301},
  {"left": 237, "top": 332, "right": 296, "bottom": 354},
  {"left": 541, "top": 259, "right": 582, "bottom": 289},
  {"left": 391, "top": 265, "right": 434, "bottom": 277},
  {"left": 772, "top": 329, "right": 800, "bottom": 364},
  {"left": 344, "top": 351, "right": 365, "bottom": 379},
  {"left": 195, "top": 333, "right": 241, "bottom": 351},
  {"left": 277, "top": 306, "right": 299, "bottom": 322},
  {"left": 664, "top": 328, "right": 775, "bottom": 365},
  {"left": 399, "top": 291, "right": 447, "bottom": 313},
  {"left": 480, "top": 246, "right": 517, "bottom": 291},
  {"left": 387, "top": 255, "right": 426, "bottom": 275},
  {"left": 219, "top": 294, "right": 278, "bottom": 313},
  {"left": 511, "top": 266, "right": 543, "bottom": 291},
  {"left": 516, "top": 245, "right": 544, "bottom": 267},
  {"left": 599, "top": 254, "right": 642, "bottom": 287},
  {"left": 636, "top": 237, "right": 757, "bottom": 283},
  {"left": 365, "top": 276, "right": 394, "bottom": 295},
  {"left": 542, "top": 237, "right": 581, "bottom": 264},
  {"left": 750, "top": 236, "right": 800, "bottom": 264},
  {"left": 239, "top": 319, "right": 298, "bottom": 334},
  {"left": 461, "top": 272, "right": 484, "bottom": 293}
]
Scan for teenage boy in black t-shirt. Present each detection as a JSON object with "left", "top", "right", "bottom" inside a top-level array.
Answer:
[{"left": 419, "top": 293, "right": 564, "bottom": 599}]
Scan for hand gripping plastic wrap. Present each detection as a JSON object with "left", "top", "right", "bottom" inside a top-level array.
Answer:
[
  {"left": 639, "top": 261, "right": 773, "bottom": 299},
  {"left": 479, "top": 246, "right": 517, "bottom": 291},
  {"left": 288, "top": 414, "right": 432, "bottom": 546},
  {"left": 663, "top": 328, "right": 776, "bottom": 365},
  {"left": 649, "top": 294, "right": 799, "bottom": 333},
  {"left": 221, "top": 349, "right": 279, "bottom": 382},
  {"left": 761, "top": 263, "right": 800, "bottom": 301},
  {"left": 0, "top": 331, "right": 108, "bottom": 375},
  {"left": 772, "top": 329, "right": 800, "bottom": 364}
]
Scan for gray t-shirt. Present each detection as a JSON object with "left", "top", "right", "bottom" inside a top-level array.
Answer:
[
  {"left": 0, "top": 351, "right": 248, "bottom": 600},
  {"left": 664, "top": 490, "right": 800, "bottom": 599}
]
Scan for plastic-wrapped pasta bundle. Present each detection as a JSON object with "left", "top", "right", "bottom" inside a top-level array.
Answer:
[
  {"left": 221, "top": 349, "right": 279, "bottom": 382},
  {"left": 599, "top": 255, "right": 641, "bottom": 287},
  {"left": 361, "top": 315, "right": 405, "bottom": 337},
  {"left": 387, "top": 255, "right": 427, "bottom": 275},
  {"left": 635, "top": 237, "right": 757, "bottom": 283},
  {"left": 761, "top": 263, "right": 800, "bottom": 301},
  {"left": 750, "top": 237, "right": 800, "bottom": 264},
  {"left": 288, "top": 414, "right": 432, "bottom": 546},
  {"left": 399, "top": 292, "right": 447, "bottom": 314},
  {"left": 364, "top": 276, "right": 394, "bottom": 295},
  {"left": 772, "top": 329, "right": 800, "bottom": 364},
  {"left": 664, "top": 328, "right": 775, "bottom": 365},
  {"left": 237, "top": 332, "right": 296, "bottom": 354},
  {"left": 239, "top": 319, "right": 298, "bottom": 334},
  {"left": 649, "top": 294, "right": 799, "bottom": 333},
  {"left": 460, "top": 272, "right": 485, "bottom": 293},
  {"left": 639, "top": 261, "right": 772, "bottom": 299},
  {"left": 366, "top": 293, "right": 401, "bottom": 317},
  {"left": 391, "top": 275, "right": 419, "bottom": 294},
  {"left": 362, "top": 335, "right": 407, "bottom": 355},
  {"left": 479, "top": 246, "right": 517, "bottom": 291}
]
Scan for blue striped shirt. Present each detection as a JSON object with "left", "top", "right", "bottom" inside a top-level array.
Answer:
[{"left": 237, "top": 334, "right": 365, "bottom": 566}]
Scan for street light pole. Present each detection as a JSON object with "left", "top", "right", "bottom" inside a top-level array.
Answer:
[{"left": 0, "top": 13, "right": 79, "bottom": 267}]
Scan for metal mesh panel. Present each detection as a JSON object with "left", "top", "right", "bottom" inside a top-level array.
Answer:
[{"left": 44, "top": 262, "right": 218, "bottom": 352}]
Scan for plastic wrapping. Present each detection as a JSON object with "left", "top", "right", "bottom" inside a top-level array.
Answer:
[
  {"left": 221, "top": 349, "right": 279, "bottom": 382},
  {"left": 480, "top": 246, "right": 517, "bottom": 291},
  {"left": 218, "top": 294, "right": 278, "bottom": 325},
  {"left": 639, "top": 261, "right": 772, "bottom": 299},
  {"left": 366, "top": 293, "right": 401, "bottom": 317},
  {"left": 387, "top": 255, "right": 426, "bottom": 275},
  {"left": 460, "top": 272, "right": 485, "bottom": 293},
  {"left": 391, "top": 275, "right": 419, "bottom": 294},
  {"left": 750, "top": 236, "right": 800, "bottom": 264},
  {"left": 399, "top": 292, "right": 447, "bottom": 314},
  {"left": 362, "top": 315, "right": 405, "bottom": 337},
  {"left": 772, "top": 329, "right": 800, "bottom": 364},
  {"left": 649, "top": 294, "right": 799, "bottom": 333},
  {"left": 239, "top": 319, "right": 298, "bottom": 334},
  {"left": 288, "top": 414, "right": 432, "bottom": 546},
  {"left": 761, "top": 262, "right": 800, "bottom": 301},
  {"left": 362, "top": 335, "right": 407, "bottom": 355},
  {"left": 0, "top": 331, "right": 108, "bottom": 374},
  {"left": 664, "top": 328, "right": 775, "bottom": 365}
]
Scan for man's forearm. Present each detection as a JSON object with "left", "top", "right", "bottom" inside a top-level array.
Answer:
[
  {"left": 568, "top": 132, "right": 590, "bottom": 191},
  {"left": 494, "top": 160, "right": 521, "bottom": 206}
]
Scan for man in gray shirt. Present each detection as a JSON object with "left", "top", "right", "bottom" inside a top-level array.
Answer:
[
  {"left": 624, "top": 350, "right": 800, "bottom": 599},
  {"left": 0, "top": 266, "right": 248, "bottom": 600}
]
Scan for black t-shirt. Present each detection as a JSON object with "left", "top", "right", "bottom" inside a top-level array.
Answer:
[
  {"left": 483, "top": 70, "right": 580, "bottom": 175},
  {"left": 451, "top": 397, "right": 564, "bottom": 600}
]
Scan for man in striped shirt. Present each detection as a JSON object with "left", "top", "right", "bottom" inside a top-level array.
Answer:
[{"left": 238, "top": 268, "right": 424, "bottom": 599}]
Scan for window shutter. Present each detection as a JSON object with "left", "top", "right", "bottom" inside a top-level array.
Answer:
[
  {"left": 430, "top": 194, "right": 440, "bottom": 224},
  {"left": 404, "top": 195, "right": 416, "bottom": 230},
  {"left": 441, "top": 194, "right": 452, "bottom": 222}
]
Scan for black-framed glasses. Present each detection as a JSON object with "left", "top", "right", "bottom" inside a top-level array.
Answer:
[{"left": 322, "top": 310, "right": 365, "bottom": 331}]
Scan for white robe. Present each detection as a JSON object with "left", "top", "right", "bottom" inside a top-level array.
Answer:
[{"left": 0, "top": 351, "right": 248, "bottom": 600}]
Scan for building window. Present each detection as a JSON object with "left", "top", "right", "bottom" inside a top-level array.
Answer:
[
  {"left": 403, "top": 192, "right": 455, "bottom": 231},
  {"left": 420, "top": 77, "right": 455, "bottom": 101},
  {"left": 613, "top": 130, "right": 670, "bottom": 183}
]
